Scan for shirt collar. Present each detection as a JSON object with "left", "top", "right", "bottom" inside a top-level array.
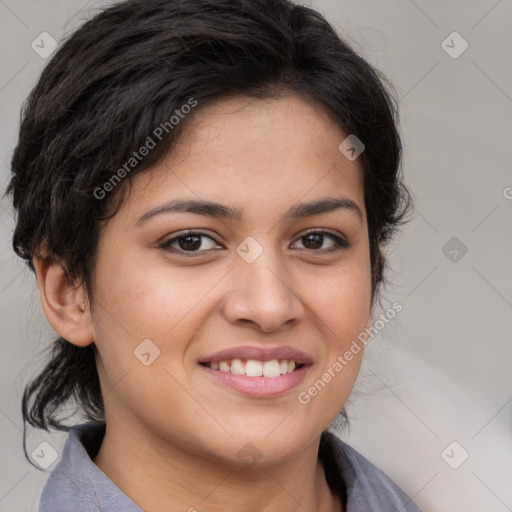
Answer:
[{"left": 41, "top": 421, "right": 415, "bottom": 512}]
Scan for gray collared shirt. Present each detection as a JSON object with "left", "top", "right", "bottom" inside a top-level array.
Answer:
[{"left": 38, "top": 421, "right": 422, "bottom": 511}]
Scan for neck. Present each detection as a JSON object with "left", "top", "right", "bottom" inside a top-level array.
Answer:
[{"left": 93, "top": 418, "right": 342, "bottom": 512}]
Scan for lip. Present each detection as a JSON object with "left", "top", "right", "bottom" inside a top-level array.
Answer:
[
  {"left": 198, "top": 363, "right": 311, "bottom": 397},
  {"left": 197, "top": 345, "right": 313, "bottom": 365}
]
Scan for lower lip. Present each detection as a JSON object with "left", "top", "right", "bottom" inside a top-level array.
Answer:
[{"left": 198, "top": 364, "right": 311, "bottom": 397}]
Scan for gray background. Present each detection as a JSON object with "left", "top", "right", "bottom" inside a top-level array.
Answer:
[{"left": 1, "top": 0, "right": 511, "bottom": 510}]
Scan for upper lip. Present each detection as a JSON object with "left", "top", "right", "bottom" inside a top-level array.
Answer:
[{"left": 198, "top": 345, "right": 313, "bottom": 365}]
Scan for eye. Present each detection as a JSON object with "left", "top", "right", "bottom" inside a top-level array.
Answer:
[
  {"left": 159, "top": 230, "right": 221, "bottom": 254},
  {"left": 291, "top": 230, "right": 350, "bottom": 252},
  {"left": 159, "top": 229, "right": 350, "bottom": 257}
]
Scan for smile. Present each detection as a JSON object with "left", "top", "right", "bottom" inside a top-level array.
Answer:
[
  {"left": 198, "top": 360, "right": 311, "bottom": 397},
  {"left": 200, "top": 358, "right": 304, "bottom": 377}
]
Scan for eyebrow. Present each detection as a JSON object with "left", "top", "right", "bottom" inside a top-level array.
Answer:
[{"left": 136, "top": 196, "right": 364, "bottom": 225}]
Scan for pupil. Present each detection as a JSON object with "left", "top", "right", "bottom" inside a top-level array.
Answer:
[
  {"left": 179, "top": 235, "right": 201, "bottom": 251},
  {"left": 304, "top": 233, "right": 322, "bottom": 249}
]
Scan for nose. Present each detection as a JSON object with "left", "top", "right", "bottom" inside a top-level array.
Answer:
[{"left": 221, "top": 244, "right": 305, "bottom": 333}]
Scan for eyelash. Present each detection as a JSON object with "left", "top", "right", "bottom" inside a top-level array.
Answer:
[{"left": 159, "top": 229, "right": 351, "bottom": 256}]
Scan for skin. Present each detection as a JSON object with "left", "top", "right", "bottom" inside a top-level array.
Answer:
[{"left": 34, "top": 93, "right": 373, "bottom": 512}]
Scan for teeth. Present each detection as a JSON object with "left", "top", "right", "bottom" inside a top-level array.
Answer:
[
  {"left": 206, "top": 358, "right": 300, "bottom": 377},
  {"left": 263, "top": 360, "right": 281, "bottom": 377},
  {"left": 245, "top": 359, "right": 263, "bottom": 377},
  {"left": 230, "top": 358, "right": 245, "bottom": 375}
]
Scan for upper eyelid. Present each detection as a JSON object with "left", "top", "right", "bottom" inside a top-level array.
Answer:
[{"left": 163, "top": 230, "right": 219, "bottom": 245}]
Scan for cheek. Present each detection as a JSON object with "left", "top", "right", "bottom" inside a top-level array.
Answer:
[
  {"left": 93, "top": 250, "right": 219, "bottom": 340},
  {"left": 304, "top": 257, "right": 372, "bottom": 349},
  {"left": 89, "top": 254, "right": 210, "bottom": 416},
  {"left": 295, "top": 264, "right": 369, "bottom": 425}
]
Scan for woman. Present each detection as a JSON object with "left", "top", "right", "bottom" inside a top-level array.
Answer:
[{"left": 7, "top": 0, "right": 418, "bottom": 510}]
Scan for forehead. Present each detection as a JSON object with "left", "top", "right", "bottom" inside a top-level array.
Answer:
[{"left": 120, "top": 94, "right": 365, "bottom": 222}]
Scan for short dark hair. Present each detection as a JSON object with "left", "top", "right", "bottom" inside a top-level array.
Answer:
[{"left": 6, "top": 0, "right": 413, "bottom": 464}]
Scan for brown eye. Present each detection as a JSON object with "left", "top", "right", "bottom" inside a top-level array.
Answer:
[
  {"left": 176, "top": 235, "right": 202, "bottom": 251},
  {"left": 302, "top": 233, "right": 324, "bottom": 250},
  {"left": 160, "top": 231, "right": 221, "bottom": 254},
  {"left": 292, "top": 231, "right": 350, "bottom": 252}
]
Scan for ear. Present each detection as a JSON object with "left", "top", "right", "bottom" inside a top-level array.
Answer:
[{"left": 32, "top": 244, "right": 94, "bottom": 347}]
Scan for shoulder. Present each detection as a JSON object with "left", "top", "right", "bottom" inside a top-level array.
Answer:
[
  {"left": 320, "top": 430, "right": 422, "bottom": 512},
  {"left": 38, "top": 422, "right": 142, "bottom": 512}
]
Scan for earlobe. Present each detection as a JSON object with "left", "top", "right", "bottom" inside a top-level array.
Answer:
[{"left": 32, "top": 251, "right": 94, "bottom": 348}]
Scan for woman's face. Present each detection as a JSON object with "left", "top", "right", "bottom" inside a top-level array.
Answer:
[{"left": 88, "top": 93, "right": 372, "bottom": 466}]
